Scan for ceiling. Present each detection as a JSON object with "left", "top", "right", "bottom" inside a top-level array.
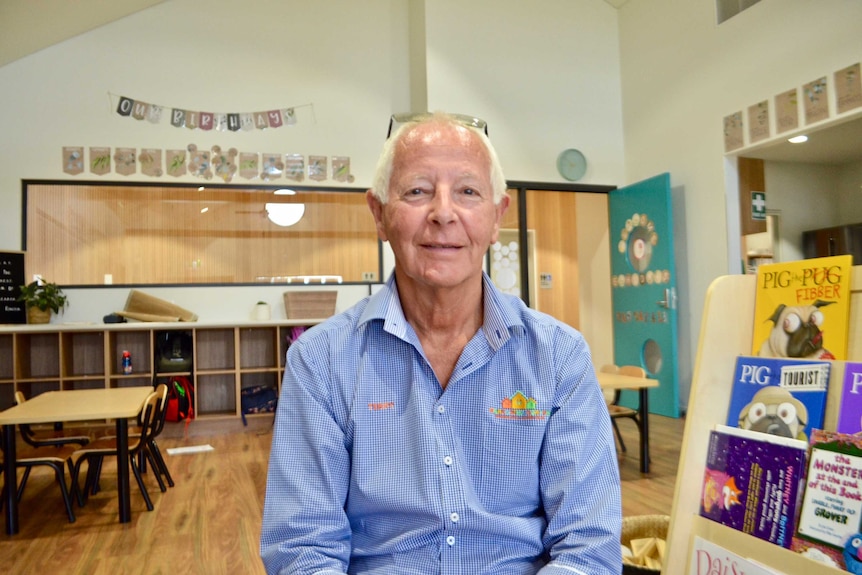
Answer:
[
  {"left": 1, "top": 0, "right": 858, "bottom": 167},
  {"left": 0, "top": 0, "right": 166, "bottom": 69}
]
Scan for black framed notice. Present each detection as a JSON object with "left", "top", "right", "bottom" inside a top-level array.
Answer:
[{"left": 1, "top": 251, "right": 26, "bottom": 324}]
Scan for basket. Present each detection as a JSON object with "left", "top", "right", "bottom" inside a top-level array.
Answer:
[
  {"left": 283, "top": 290, "right": 337, "bottom": 319},
  {"left": 621, "top": 514, "right": 669, "bottom": 574}
]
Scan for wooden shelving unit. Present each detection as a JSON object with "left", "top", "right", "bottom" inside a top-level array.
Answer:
[
  {"left": 0, "top": 319, "right": 321, "bottom": 421},
  {"left": 664, "top": 266, "right": 862, "bottom": 573}
]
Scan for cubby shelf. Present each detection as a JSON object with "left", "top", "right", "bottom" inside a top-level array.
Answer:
[{"left": 0, "top": 319, "right": 321, "bottom": 420}]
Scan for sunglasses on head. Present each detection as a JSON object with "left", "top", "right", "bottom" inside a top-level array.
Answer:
[{"left": 386, "top": 112, "right": 489, "bottom": 139}]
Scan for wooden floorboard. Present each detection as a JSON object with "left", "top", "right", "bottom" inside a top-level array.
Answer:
[{"left": 0, "top": 413, "right": 685, "bottom": 573}]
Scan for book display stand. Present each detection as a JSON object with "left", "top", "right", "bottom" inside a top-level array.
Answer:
[{"left": 665, "top": 266, "right": 862, "bottom": 574}]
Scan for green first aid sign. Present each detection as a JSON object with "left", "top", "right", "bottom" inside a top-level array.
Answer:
[{"left": 751, "top": 191, "right": 766, "bottom": 221}]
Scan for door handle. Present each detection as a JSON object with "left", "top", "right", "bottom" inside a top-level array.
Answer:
[{"left": 656, "top": 287, "right": 677, "bottom": 309}]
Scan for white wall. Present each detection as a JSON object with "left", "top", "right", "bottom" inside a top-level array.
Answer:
[
  {"left": 618, "top": 0, "right": 862, "bottom": 404},
  {"left": 837, "top": 159, "right": 862, "bottom": 225},
  {"left": 764, "top": 161, "right": 842, "bottom": 261},
  {"left": 423, "top": 0, "right": 625, "bottom": 184}
]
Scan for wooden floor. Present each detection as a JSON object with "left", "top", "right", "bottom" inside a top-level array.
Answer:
[{"left": 0, "top": 413, "right": 686, "bottom": 574}]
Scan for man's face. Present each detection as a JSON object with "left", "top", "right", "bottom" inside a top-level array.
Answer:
[{"left": 367, "top": 121, "right": 509, "bottom": 292}]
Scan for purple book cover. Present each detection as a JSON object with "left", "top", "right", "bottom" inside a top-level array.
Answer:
[
  {"left": 836, "top": 362, "right": 862, "bottom": 435},
  {"left": 699, "top": 425, "right": 807, "bottom": 548}
]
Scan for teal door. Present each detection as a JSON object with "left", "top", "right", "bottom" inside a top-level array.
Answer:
[{"left": 609, "top": 173, "right": 680, "bottom": 418}]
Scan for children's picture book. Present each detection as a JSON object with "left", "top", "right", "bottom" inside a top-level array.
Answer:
[
  {"left": 751, "top": 254, "right": 853, "bottom": 360},
  {"left": 837, "top": 362, "right": 862, "bottom": 435},
  {"left": 699, "top": 424, "right": 808, "bottom": 548},
  {"left": 726, "top": 355, "right": 830, "bottom": 442},
  {"left": 689, "top": 536, "right": 785, "bottom": 575},
  {"left": 792, "top": 429, "right": 862, "bottom": 573}
]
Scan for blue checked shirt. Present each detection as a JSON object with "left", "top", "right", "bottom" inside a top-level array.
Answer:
[{"left": 261, "top": 274, "right": 622, "bottom": 575}]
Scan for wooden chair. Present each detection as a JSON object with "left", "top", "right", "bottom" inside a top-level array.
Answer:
[
  {"left": 71, "top": 390, "right": 162, "bottom": 510},
  {"left": 604, "top": 365, "right": 646, "bottom": 453},
  {"left": 89, "top": 383, "right": 174, "bottom": 492},
  {"left": 14, "top": 391, "right": 90, "bottom": 449},
  {"left": 0, "top": 427, "right": 78, "bottom": 523}
]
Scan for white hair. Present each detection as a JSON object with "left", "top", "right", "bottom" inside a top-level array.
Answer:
[{"left": 370, "top": 111, "right": 507, "bottom": 205}]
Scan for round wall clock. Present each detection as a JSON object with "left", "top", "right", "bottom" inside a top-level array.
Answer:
[{"left": 556, "top": 148, "right": 587, "bottom": 181}]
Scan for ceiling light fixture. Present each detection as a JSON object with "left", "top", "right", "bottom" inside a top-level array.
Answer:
[
  {"left": 788, "top": 135, "right": 808, "bottom": 144},
  {"left": 273, "top": 188, "right": 296, "bottom": 195},
  {"left": 265, "top": 203, "right": 305, "bottom": 227}
]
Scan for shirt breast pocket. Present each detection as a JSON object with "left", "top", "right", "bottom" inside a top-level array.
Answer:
[{"left": 480, "top": 417, "right": 547, "bottom": 512}]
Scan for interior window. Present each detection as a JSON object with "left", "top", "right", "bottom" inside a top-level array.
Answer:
[{"left": 23, "top": 181, "right": 380, "bottom": 286}]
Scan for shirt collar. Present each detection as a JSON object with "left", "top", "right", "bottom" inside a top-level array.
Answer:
[{"left": 358, "top": 271, "right": 525, "bottom": 351}]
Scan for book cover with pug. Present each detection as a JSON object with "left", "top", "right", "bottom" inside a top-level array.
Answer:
[
  {"left": 726, "top": 355, "right": 831, "bottom": 443},
  {"left": 752, "top": 254, "right": 853, "bottom": 361}
]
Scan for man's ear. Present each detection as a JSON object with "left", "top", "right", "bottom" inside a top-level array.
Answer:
[
  {"left": 366, "top": 189, "right": 388, "bottom": 241},
  {"left": 490, "top": 194, "right": 510, "bottom": 244}
]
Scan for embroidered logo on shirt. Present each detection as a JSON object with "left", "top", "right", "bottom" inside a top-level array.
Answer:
[
  {"left": 489, "top": 391, "right": 549, "bottom": 421},
  {"left": 368, "top": 401, "right": 395, "bottom": 411}
]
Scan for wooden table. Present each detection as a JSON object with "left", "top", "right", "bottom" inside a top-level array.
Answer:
[
  {"left": 0, "top": 386, "right": 152, "bottom": 535},
  {"left": 597, "top": 371, "right": 660, "bottom": 474}
]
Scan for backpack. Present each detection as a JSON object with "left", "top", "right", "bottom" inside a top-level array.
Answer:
[
  {"left": 165, "top": 376, "right": 194, "bottom": 422},
  {"left": 240, "top": 384, "right": 278, "bottom": 426}
]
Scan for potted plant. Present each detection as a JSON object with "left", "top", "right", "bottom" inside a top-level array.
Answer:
[
  {"left": 252, "top": 300, "right": 271, "bottom": 321},
  {"left": 17, "top": 279, "right": 68, "bottom": 324}
]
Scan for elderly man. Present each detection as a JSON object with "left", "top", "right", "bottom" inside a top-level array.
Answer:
[{"left": 261, "top": 112, "right": 621, "bottom": 574}]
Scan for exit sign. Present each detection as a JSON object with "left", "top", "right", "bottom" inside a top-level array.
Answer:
[{"left": 751, "top": 191, "right": 766, "bottom": 221}]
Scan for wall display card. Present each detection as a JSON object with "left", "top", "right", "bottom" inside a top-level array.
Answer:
[
  {"left": 138, "top": 148, "right": 163, "bottom": 177},
  {"left": 835, "top": 62, "right": 862, "bottom": 114},
  {"left": 836, "top": 362, "right": 862, "bottom": 435},
  {"left": 62, "top": 146, "right": 84, "bottom": 175},
  {"left": 89, "top": 146, "right": 111, "bottom": 175},
  {"left": 239, "top": 152, "right": 258, "bottom": 180},
  {"left": 166, "top": 149, "right": 187, "bottom": 177},
  {"left": 308, "top": 155, "right": 327, "bottom": 181},
  {"left": 0, "top": 251, "right": 26, "bottom": 324},
  {"left": 774, "top": 88, "right": 799, "bottom": 134},
  {"left": 331, "top": 156, "right": 354, "bottom": 183},
  {"left": 747, "top": 100, "right": 770, "bottom": 144},
  {"left": 187, "top": 144, "right": 212, "bottom": 179},
  {"left": 261, "top": 153, "right": 284, "bottom": 181},
  {"left": 793, "top": 429, "right": 862, "bottom": 572},
  {"left": 723, "top": 111, "right": 743, "bottom": 152},
  {"left": 113, "top": 147, "right": 136, "bottom": 176},
  {"left": 284, "top": 154, "right": 305, "bottom": 182},
  {"left": 803, "top": 76, "right": 830, "bottom": 124},
  {"left": 211, "top": 146, "right": 237, "bottom": 182}
]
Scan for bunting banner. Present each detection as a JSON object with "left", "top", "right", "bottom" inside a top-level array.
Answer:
[{"left": 109, "top": 92, "right": 312, "bottom": 132}]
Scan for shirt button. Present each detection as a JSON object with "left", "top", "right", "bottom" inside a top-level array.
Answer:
[
  {"left": 437, "top": 405, "right": 445, "bottom": 414},
  {"left": 446, "top": 535, "right": 456, "bottom": 546},
  {"left": 450, "top": 512, "right": 459, "bottom": 523},
  {"left": 443, "top": 456, "right": 453, "bottom": 466}
]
